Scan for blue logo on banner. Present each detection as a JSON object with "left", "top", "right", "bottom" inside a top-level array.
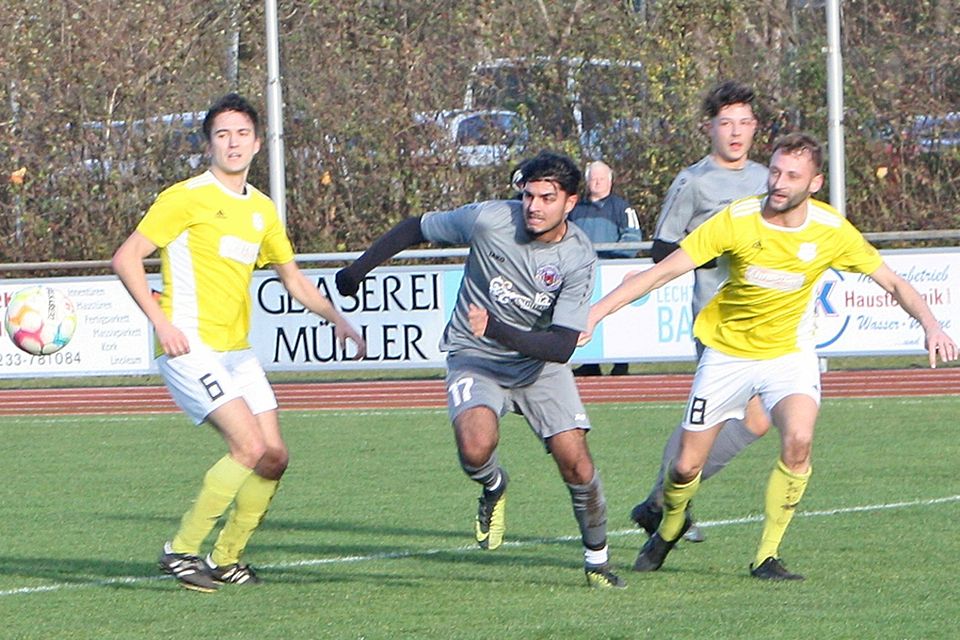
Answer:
[{"left": 815, "top": 269, "right": 851, "bottom": 349}]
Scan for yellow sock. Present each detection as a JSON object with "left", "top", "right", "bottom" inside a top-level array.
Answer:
[
  {"left": 660, "top": 471, "right": 701, "bottom": 541},
  {"left": 754, "top": 459, "right": 811, "bottom": 567},
  {"left": 171, "top": 455, "right": 253, "bottom": 556},
  {"left": 211, "top": 474, "right": 280, "bottom": 566}
]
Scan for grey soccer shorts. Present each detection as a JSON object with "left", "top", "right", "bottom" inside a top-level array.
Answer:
[{"left": 444, "top": 360, "right": 591, "bottom": 440}]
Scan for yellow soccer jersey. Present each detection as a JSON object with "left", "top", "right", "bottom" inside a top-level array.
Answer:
[
  {"left": 680, "top": 196, "right": 883, "bottom": 359},
  {"left": 137, "top": 171, "right": 294, "bottom": 352}
]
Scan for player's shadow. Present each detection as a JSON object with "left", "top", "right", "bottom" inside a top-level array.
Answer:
[
  {"left": 258, "top": 538, "right": 603, "bottom": 588},
  {"left": 268, "top": 556, "right": 595, "bottom": 590},
  {"left": 0, "top": 554, "right": 439, "bottom": 591},
  {"left": 98, "top": 511, "right": 561, "bottom": 550},
  {"left": 88, "top": 511, "right": 600, "bottom": 584},
  {"left": 0, "top": 555, "right": 174, "bottom": 592}
]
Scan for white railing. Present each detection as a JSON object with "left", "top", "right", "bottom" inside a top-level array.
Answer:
[{"left": 2, "top": 230, "right": 959, "bottom": 273}]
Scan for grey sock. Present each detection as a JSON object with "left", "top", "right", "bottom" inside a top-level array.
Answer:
[
  {"left": 567, "top": 470, "right": 607, "bottom": 550},
  {"left": 459, "top": 450, "right": 502, "bottom": 492},
  {"left": 701, "top": 417, "right": 760, "bottom": 481},
  {"left": 647, "top": 423, "right": 684, "bottom": 507}
]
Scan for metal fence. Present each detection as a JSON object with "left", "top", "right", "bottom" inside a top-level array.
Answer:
[{"left": 2, "top": 230, "right": 959, "bottom": 274}]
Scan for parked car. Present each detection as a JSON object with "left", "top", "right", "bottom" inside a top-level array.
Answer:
[
  {"left": 67, "top": 111, "right": 207, "bottom": 177},
  {"left": 860, "top": 112, "right": 960, "bottom": 179},
  {"left": 461, "top": 56, "right": 649, "bottom": 159},
  {"left": 905, "top": 112, "right": 960, "bottom": 154},
  {"left": 411, "top": 109, "right": 528, "bottom": 167}
]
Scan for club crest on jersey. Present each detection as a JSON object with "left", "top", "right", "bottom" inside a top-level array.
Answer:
[
  {"left": 797, "top": 242, "right": 817, "bottom": 262},
  {"left": 252, "top": 212, "right": 265, "bottom": 231},
  {"left": 536, "top": 265, "right": 563, "bottom": 292}
]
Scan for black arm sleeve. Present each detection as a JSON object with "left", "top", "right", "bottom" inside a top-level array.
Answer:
[
  {"left": 651, "top": 237, "right": 716, "bottom": 269},
  {"left": 483, "top": 316, "right": 580, "bottom": 363},
  {"left": 650, "top": 238, "right": 680, "bottom": 263},
  {"left": 336, "top": 216, "right": 426, "bottom": 296}
]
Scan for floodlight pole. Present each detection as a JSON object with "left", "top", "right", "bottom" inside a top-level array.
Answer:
[
  {"left": 265, "top": 0, "right": 287, "bottom": 225},
  {"left": 825, "top": 0, "right": 846, "bottom": 217},
  {"left": 226, "top": 1, "right": 240, "bottom": 89}
]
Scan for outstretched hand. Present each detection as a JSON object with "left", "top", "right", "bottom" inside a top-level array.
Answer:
[
  {"left": 335, "top": 268, "right": 360, "bottom": 297},
  {"left": 577, "top": 326, "right": 594, "bottom": 347},
  {"left": 335, "top": 319, "right": 367, "bottom": 360},
  {"left": 577, "top": 307, "right": 604, "bottom": 347},
  {"left": 925, "top": 326, "right": 958, "bottom": 368}
]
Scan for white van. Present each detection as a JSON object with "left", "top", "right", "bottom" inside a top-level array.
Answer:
[
  {"left": 411, "top": 109, "right": 529, "bottom": 167},
  {"left": 461, "top": 56, "right": 648, "bottom": 158}
]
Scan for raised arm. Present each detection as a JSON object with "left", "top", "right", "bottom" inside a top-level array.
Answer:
[
  {"left": 579, "top": 248, "right": 697, "bottom": 346},
  {"left": 335, "top": 216, "right": 426, "bottom": 296},
  {"left": 868, "top": 263, "right": 958, "bottom": 367}
]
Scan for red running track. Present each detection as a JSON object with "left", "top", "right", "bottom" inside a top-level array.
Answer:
[{"left": 1, "top": 368, "right": 957, "bottom": 416}]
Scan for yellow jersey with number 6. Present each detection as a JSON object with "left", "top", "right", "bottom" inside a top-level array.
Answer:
[
  {"left": 680, "top": 196, "right": 883, "bottom": 359},
  {"left": 137, "top": 171, "right": 294, "bottom": 352}
]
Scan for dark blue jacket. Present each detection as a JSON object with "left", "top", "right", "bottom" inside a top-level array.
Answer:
[{"left": 568, "top": 193, "right": 642, "bottom": 258}]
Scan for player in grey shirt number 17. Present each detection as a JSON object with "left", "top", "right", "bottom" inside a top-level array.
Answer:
[{"left": 336, "top": 150, "right": 626, "bottom": 589}]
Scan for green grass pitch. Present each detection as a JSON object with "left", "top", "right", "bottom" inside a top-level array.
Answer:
[{"left": 1, "top": 396, "right": 957, "bottom": 639}]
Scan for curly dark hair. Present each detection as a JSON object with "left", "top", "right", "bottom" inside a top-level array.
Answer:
[{"left": 512, "top": 150, "right": 582, "bottom": 196}]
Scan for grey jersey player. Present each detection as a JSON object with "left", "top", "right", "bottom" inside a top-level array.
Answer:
[
  {"left": 422, "top": 198, "right": 595, "bottom": 387},
  {"left": 654, "top": 154, "right": 767, "bottom": 316},
  {"left": 631, "top": 81, "right": 774, "bottom": 544},
  {"left": 336, "top": 151, "right": 625, "bottom": 589}
]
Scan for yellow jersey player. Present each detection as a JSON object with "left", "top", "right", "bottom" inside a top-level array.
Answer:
[
  {"left": 580, "top": 132, "right": 957, "bottom": 580},
  {"left": 631, "top": 80, "right": 770, "bottom": 543},
  {"left": 112, "top": 93, "right": 365, "bottom": 592}
]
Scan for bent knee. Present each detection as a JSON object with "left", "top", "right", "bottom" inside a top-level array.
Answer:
[
  {"left": 232, "top": 440, "right": 268, "bottom": 469},
  {"left": 782, "top": 437, "right": 812, "bottom": 467},
  {"left": 671, "top": 460, "right": 703, "bottom": 483},
  {"left": 257, "top": 445, "right": 289, "bottom": 479},
  {"left": 745, "top": 413, "right": 773, "bottom": 436},
  {"left": 559, "top": 458, "right": 595, "bottom": 485},
  {"left": 455, "top": 422, "right": 499, "bottom": 466}
]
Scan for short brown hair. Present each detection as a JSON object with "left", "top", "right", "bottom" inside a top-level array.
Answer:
[
  {"left": 772, "top": 132, "right": 823, "bottom": 172},
  {"left": 702, "top": 81, "right": 755, "bottom": 119}
]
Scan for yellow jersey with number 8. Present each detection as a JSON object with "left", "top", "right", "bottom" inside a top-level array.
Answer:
[{"left": 680, "top": 196, "right": 883, "bottom": 359}]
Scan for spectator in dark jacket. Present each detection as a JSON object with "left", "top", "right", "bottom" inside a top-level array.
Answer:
[{"left": 569, "top": 161, "right": 641, "bottom": 376}]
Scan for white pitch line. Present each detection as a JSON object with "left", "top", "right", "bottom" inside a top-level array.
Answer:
[
  {"left": 1, "top": 494, "right": 957, "bottom": 598},
  {"left": 656, "top": 493, "right": 960, "bottom": 530}
]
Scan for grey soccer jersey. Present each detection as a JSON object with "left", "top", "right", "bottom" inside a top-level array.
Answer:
[
  {"left": 654, "top": 155, "right": 767, "bottom": 315},
  {"left": 421, "top": 200, "right": 596, "bottom": 386}
]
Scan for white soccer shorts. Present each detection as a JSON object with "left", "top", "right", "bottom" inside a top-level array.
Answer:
[
  {"left": 680, "top": 347, "right": 821, "bottom": 432},
  {"left": 158, "top": 346, "right": 277, "bottom": 425}
]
